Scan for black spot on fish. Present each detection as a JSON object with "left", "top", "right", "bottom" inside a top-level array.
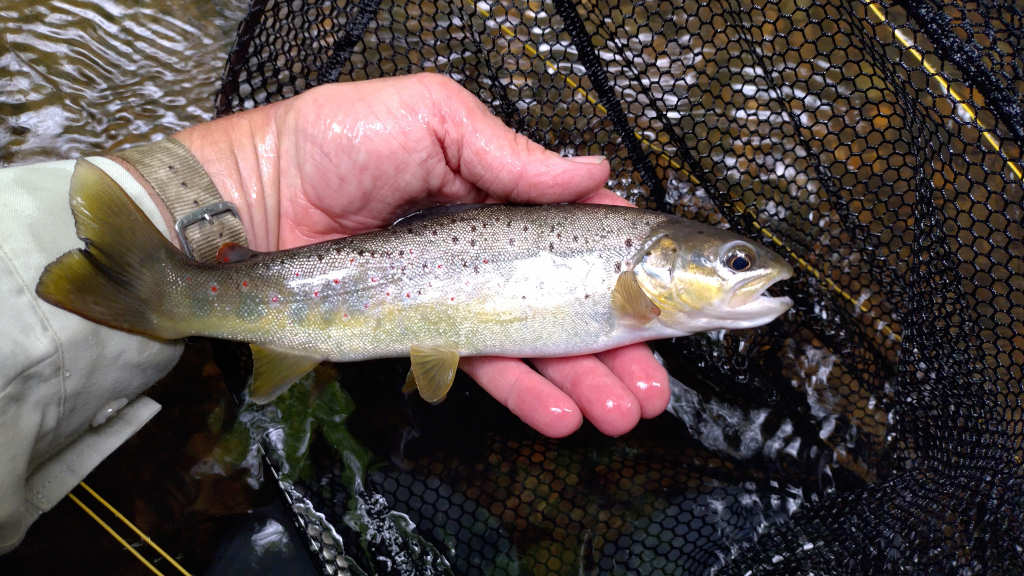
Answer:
[
  {"left": 399, "top": 250, "right": 404, "bottom": 256},
  {"left": 557, "top": 233, "right": 562, "bottom": 239},
  {"left": 549, "top": 226, "right": 555, "bottom": 233},
  {"left": 422, "top": 264, "right": 428, "bottom": 269},
  {"left": 615, "top": 262, "right": 622, "bottom": 273},
  {"left": 452, "top": 237, "right": 459, "bottom": 244},
  {"left": 573, "top": 235, "right": 579, "bottom": 242},
  {"left": 432, "top": 229, "right": 438, "bottom": 236},
  {"left": 473, "top": 265, "right": 479, "bottom": 273},
  {"left": 462, "top": 260, "right": 468, "bottom": 268},
  {"left": 509, "top": 238, "right": 515, "bottom": 246},
  {"left": 522, "top": 225, "right": 528, "bottom": 232},
  {"left": 470, "top": 239, "right": 477, "bottom": 247},
  {"left": 317, "top": 253, "right": 324, "bottom": 261},
  {"left": 522, "top": 295, "right": 526, "bottom": 299},
  {"left": 625, "top": 238, "right": 633, "bottom": 248},
  {"left": 470, "top": 225, "right": 477, "bottom": 232},
  {"left": 482, "top": 222, "right": 487, "bottom": 229},
  {"left": 585, "top": 294, "right": 591, "bottom": 299},
  {"left": 549, "top": 242, "right": 555, "bottom": 251}
]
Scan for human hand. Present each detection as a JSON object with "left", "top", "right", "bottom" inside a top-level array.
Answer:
[{"left": 176, "top": 73, "right": 669, "bottom": 438}]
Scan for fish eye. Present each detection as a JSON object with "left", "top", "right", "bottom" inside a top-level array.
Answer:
[{"left": 725, "top": 250, "right": 754, "bottom": 272}]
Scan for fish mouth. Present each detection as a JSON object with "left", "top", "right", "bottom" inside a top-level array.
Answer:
[{"left": 725, "top": 264, "right": 794, "bottom": 320}]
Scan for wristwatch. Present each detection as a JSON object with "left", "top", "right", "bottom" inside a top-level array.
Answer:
[{"left": 112, "top": 137, "right": 247, "bottom": 263}]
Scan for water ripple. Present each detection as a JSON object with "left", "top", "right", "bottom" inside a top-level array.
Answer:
[{"left": 0, "top": 0, "right": 248, "bottom": 166}]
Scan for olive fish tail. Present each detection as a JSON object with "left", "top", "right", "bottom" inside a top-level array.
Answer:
[{"left": 35, "top": 159, "right": 187, "bottom": 340}]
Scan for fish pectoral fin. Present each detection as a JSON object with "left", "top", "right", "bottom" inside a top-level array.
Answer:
[
  {"left": 612, "top": 270, "right": 661, "bottom": 325},
  {"left": 249, "top": 344, "right": 323, "bottom": 404},
  {"left": 408, "top": 346, "right": 460, "bottom": 404}
]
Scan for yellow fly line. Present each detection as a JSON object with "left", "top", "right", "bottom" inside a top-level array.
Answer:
[
  {"left": 465, "top": 0, "right": 903, "bottom": 343},
  {"left": 865, "top": 1, "right": 1023, "bottom": 181},
  {"left": 69, "top": 481, "right": 193, "bottom": 576},
  {"left": 74, "top": 4, "right": 1022, "bottom": 564}
]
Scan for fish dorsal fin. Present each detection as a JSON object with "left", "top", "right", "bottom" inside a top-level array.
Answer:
[
  {"left": 249, "top": 345, "right": 323, "bottom": 404},
  {"left": 408, "top": 345, "right": 461, "bottom": 404},
  {"left": 391, "top": 203, "right": 490, "bottom": 227},
  {"left": 612, "top": 270, "right": 662, "bottom": 325}
]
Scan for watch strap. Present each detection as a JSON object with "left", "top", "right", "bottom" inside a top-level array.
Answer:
[{"left": 112, "top": 137, "right": 247, "bottom": 263}]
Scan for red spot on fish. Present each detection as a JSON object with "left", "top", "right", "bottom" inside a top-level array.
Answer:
[
  {"left": 314, "top": 291, "right": 319, "bottom": 297},
  {"left": 333, "top": 279, "right": 340, "bottom": 284},
  {"left": 371, "top": 277, "right": 377, "bottom": 283},
  {"left": 350, "top": 258, "right": 354, "bottom": 263},
  {"left": 272, "top": 296, "right": 280, "bottom": 303},
  {"left": 386, "top": 291, "right": 391, "bottom": 296},
  {"left": 241, "top": 281, "right": 248, "bottom": 287},
  {"left": 295, "top": 272, "right": 300, "bottom": 277},
  {"left": 405, "top": 292, "right": 411, "bottom": 298},
  {"left": 343, "top": 313, "right": 349, "bottom": 319},
  {"left": 450, "top": 297, "right": 455, "bottom": 302},
  {"left": 482, "top": 259, "right": 489, "bottom": 264},
  {"left": 437, "top": 264, "right": 443, "bottom": 269},
  {"left": 210, "top": 285, "right": 218, "bottom": 293}
]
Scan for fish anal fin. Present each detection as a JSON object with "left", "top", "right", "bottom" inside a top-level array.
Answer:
[
  {"left": 409, "top": 346, "right": 460, "bottom": 404},
  {"left": 249, "top": 344, "right": 323, "bottom": 404},
  {"left": 612, "top": 270, "right": 661, "bottom": 325}
]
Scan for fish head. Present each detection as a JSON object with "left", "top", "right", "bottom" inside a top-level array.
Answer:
[{"left": 632, "top": 220, "right": 794, "bottom": 334}]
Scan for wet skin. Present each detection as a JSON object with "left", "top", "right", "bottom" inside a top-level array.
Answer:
[{"left": 175, "top": 73, "right": 671, "bottom": 438}]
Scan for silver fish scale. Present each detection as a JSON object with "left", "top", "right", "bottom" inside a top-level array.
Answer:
[{"left": 171, "top": 204, "right": 676, "bottom": 360}]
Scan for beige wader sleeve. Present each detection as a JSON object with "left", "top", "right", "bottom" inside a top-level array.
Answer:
[{"left": 0, "top": 157, "right": 183, "bottom": 554}]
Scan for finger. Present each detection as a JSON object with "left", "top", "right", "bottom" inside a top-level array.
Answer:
[
  {"left": 531, "top": 355, "right": 642, "bottom": 437},
  {"left": 597, "top": 344, "right": 670, "bottom": 419},
  {"left": 422, "top": 75, "right": 611, "bottom": 203},
  {"left": 461, "top": 356, "right": 582, "bottom": 438}
]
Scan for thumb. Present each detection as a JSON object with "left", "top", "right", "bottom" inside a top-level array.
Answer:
[{"left": 424, "top": 75, "right": 611, "bottom": 203}]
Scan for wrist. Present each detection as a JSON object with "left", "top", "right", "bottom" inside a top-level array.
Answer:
[{"left": 175, "top": 104, "right": 284, "bottom": 251}]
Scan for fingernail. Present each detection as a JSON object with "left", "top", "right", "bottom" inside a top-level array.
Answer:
[{"left": 565, "top": 155, "right": 606, "bottom": 164}]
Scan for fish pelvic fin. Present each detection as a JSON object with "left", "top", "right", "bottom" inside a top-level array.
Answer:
[
  {"left": 249, "top": 345, "right": 322, "bottom": 404},
  {"left": 35, "top": 160, "right": 187, "bottom": 339},
  {"left": 409, "top": 346, "right": 460, "bottom": 404}
]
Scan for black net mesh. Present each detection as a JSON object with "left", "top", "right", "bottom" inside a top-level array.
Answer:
[{"left": 213, "top": 0, "right": 1024, "bottom": 574}]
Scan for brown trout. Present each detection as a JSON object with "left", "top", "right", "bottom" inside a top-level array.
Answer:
[{"left": 37, "top": 160, "right": 793, "bottom": 404}]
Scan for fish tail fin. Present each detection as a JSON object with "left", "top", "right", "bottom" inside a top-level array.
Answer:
[{"left": 35, "top": 159, "right": 187, "bottom": 339}]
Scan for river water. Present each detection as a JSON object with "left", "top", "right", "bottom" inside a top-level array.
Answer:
[
  {"left": 0, "top": 2, "right": 300, "bottom": 574},
  {"left": 0, "top": 0, "right": 248, "bottom": 166}
]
